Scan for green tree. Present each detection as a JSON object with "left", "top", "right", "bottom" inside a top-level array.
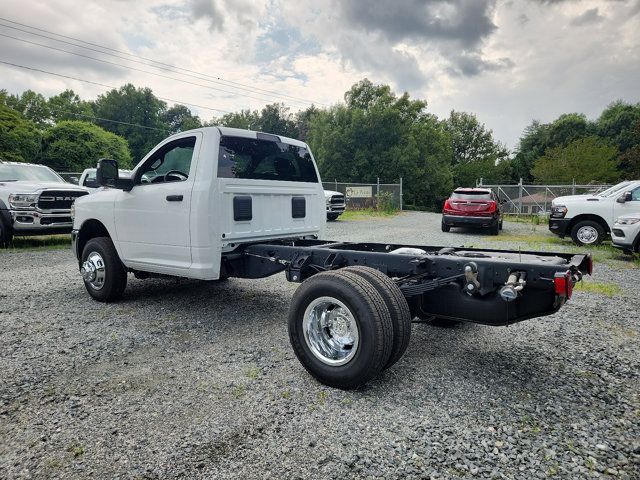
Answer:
[
  {"left": 162, "top": 105, "right": 202, "bottom": 134},
  {"left": 217, "top": 109, "right": 260, "bottom": 130},
  {"left": 307, "top": 79, "right": 452, "bottom": 209},
  {"left": 92, "top": 84, "right": 168, "bottom": 162},
  {"left": 5, "top": 89, "right": 51, "bottom": 127},
  {"left": 443, "top": 110, "right": 509, "bottom": 186},
  {"left": 531, "top": 137, "right": 619, "bottom": 183},
  {"left": 0, "top": 104, "right": 41, "bottom": 162},
  {"left": 47, "top": 89, "right": 94, "bottom": 123},
  {"left": 40, "top": 120, "right": 132, "bottom": 171},
  {"left": 257, "top": 103, "right": 298, "bottom": 137}
]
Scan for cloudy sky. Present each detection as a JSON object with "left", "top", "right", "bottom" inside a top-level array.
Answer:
[{"left": 0, "top": 0, "right": 638, "bottom": 148}]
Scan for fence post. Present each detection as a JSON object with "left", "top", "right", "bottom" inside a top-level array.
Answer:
[
  {"left": 335, "top": 179, "right": 338, "bottom": 191},
  {"left": 518, "top": 178, "right": 523, "bottom": 215},
  {"left": 399, "top": 177, "right": 403, "bottom": 211},
  {"left": 377, "top": 177, "right": 380, "bottom": 196},
  {"left": 572, "top": 179, "right": 576, "bottom": 195}
]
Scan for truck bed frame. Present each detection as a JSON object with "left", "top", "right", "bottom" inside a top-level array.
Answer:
[{"left": 223, "top": 239, "right": 592, "bottom": 326}]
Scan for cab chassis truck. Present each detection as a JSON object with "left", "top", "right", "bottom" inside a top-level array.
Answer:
[{"left": 71, "top": 127, "right": 592, "bottom": 389}]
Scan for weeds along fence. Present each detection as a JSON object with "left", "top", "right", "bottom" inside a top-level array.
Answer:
[
  {"left": 477, "top": 179, "right": 612, "bottom": 215},
  {"left": 322, "top": 179, "right": 403, "bottom": 210}
]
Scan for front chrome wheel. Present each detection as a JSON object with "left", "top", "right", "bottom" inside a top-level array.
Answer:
[
  {"left": 81, "top": 251, "right": 106, "bottom": 290},
  {"left": 576, "top": 225, "right": 598, "bottom": 244},
  {"left": 303, "top": 296, "right": 359, "bottom": 366}
]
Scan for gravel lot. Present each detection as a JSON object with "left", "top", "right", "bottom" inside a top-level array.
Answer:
[{"left": 1, "top": 211, "right": 639, "bottom": 479}]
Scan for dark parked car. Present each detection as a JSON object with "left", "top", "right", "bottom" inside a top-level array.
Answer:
[{"left": 441, "top": 188, "right": 503, "bottom": 235}]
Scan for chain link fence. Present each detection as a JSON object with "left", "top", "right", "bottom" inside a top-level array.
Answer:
[
  {"left": 477, "top": 180, "right": 612, "bottom": 215},
  {"left": 322, "top": 179, "right": 403, "bottom": 210}
]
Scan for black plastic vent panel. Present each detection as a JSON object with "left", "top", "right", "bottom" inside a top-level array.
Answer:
[
  {"left": 233, "top": 196, "right": 252, "bottom": 221},
  {"left": 292, "top": 196, "right": 306, "bottom": 219}
]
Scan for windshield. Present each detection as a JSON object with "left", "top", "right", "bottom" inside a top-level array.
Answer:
[
  {"left": 0, "top": 164, "right": 65, "bottom": 183},
  {"left": 451, "top": 191, "right": 492, "bottom": 201},
  {"left": 598, "top": 181, "right": 633, "bottom": 197}
]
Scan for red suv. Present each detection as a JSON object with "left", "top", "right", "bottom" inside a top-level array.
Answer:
[{"left": 441, "top": 188, "right": 503, "bottom": 235}]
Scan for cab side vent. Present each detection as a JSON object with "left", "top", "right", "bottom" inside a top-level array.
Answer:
[
  {"left": 233, "top": 196, "right": 252, "bottom": 221},
  {"left": 292, "top": 196, "right": 306, "bottom": 218}
]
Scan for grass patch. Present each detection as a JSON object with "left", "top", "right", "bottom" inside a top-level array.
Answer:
[
  {"left": 574, "top": 280, "right": 621, "bottom": 297},
  {"left": 488, "top": 233, "right": 564, "bottom": 245},
  {"left": 339, "top": 208, "right": 399, "bottom": 221},
  {"left": 505, "top": 214, "right": 549, "bottom": 226},
  {"left": 2, "top": 234, "right": 71, "bottom": 252}
]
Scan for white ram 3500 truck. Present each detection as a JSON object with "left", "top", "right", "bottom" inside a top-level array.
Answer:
[
  {"left": 72, "top": 127, "right": 591, "bottom": 389},
  {"left": 549, "top": 180, "right": 640, "bottom": 245}
]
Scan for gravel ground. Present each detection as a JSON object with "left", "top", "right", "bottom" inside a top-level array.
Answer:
[{"left": 1, "top": 211, "right": 638, "bottom": 479}]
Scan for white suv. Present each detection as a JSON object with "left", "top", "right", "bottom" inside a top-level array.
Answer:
[{"left": 549, "top": 181, "right": 640, "bottom": 245}]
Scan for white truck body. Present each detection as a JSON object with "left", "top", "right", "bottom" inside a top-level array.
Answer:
[
  {"left": 72, "top": 127, "right": 326, "bottom": 280},
  {"left": 549, "top": 180, "right": 640, "bottom": 244}
]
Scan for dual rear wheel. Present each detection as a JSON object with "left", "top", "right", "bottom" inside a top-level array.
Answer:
[{"left": 288, "top": 266, "right": 412, "bottom": 389}]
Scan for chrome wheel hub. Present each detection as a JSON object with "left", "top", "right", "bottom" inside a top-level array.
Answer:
[
  {"left": 577, "top": 226, "right": 598, "bottom": 244},
  {"left": 80, "top": 251, "right": 106, "bottom": 290},
  {"left": 303, "top": 296, "right": 359, "bottom": 366}
]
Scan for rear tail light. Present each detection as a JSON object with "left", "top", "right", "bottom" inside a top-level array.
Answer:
[
  {"left": 486, "top": 201, "right": 497, "bottom": 213},
  {"left": 443, "top": 199, "right": 452, "bottom": 213},
  {"left": 554, "top": 271, "right": 573, "bottom": 299},
  {"left": 586, "top": 255, "right": 593, "bottom": 275}
]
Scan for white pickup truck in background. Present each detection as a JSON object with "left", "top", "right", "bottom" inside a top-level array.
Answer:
[
  {"left": 549, "top": 180, "right": 640, "bottom": 245},
  {"left": 0, "top": 161, "right": 88, "bottom": 246}
]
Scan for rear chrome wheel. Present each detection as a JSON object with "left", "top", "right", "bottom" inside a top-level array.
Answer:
[
  {"left": 303, "top": 296, "right": 359, "bottom": 366},
  {"left": 288, "top": 270, "right": 393, "bottom": 389}
]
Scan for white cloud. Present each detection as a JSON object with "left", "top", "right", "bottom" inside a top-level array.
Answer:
[{"left": 0, "top": 0, "right": 638, "bottom": 148}]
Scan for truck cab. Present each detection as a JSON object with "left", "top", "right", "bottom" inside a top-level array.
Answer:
[
  {"left": 72, "top": 127, "right": 326, "bottom": 281},
  {"left": 549, "top": 180, "right": 640, "bottom": 245}
]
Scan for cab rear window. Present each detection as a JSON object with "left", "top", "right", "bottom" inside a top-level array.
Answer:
[
  {"left": 217, "top": 135, "right": 318, "bottom": 183},
  {"left": 451, "top": 191, "right": 492, "bottom": 201}
]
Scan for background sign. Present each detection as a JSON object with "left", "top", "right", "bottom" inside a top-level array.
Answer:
[{"left": 345, "top": 186, "right": 373, "bottom": 198}]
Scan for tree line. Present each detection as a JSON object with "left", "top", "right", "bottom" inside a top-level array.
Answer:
[{"left": 1, "top": 80, "right": 638, "bottom": 209}]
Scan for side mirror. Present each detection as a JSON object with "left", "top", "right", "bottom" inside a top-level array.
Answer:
[
  {"left": 96, "top": 159, "right": 133, "bottom": 191},
  {"left": 96, "top": 159, "right": 119, "bottom": 187},
  {"left": 616, "top": 191, "right": 632, "bottom": 203}
]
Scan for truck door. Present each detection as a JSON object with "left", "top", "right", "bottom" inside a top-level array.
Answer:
[
  {"left": 613, "top": 184, "right": 640, "bottom": 221},
  {"left": 114, "top": 134, "right": 201, "bottom": 270}
]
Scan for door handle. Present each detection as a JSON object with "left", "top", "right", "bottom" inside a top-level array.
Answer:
[{"left": 166, "top": 195, "right": 183, "bottom": 202}]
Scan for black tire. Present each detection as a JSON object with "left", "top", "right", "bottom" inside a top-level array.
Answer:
[
  {"left": 288, "top": 270, "right": 393, "bottom": 389},
  {"left": 342, "top": 266, "right": 411, "bottom": 370},
  {"left": 81, "top": 237, "right": 127, "bottom": 302},
  {"left": 489, "top": 222, "right": 499, "bottom": 235},
  {"left": 499, "top": 219, "right": 503, "bottom": 230},
  {"left": 0, "top": 219, "right": 13, "bottom": 248},
  {"left": 327, "top": 213, "right": 340, "bottom": 221},
  {"left": 441, "top": 219, "right": 451, "bottom": 232},
  {"left": 570, "top": 220, "right": 605, "bottom": 246}
]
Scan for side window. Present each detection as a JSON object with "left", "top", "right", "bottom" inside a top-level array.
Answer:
[
  {"left": 83, "top": 171, "right": 98, "bottom": 188},
  {"left": 138, "top": 137, "right": 197, "bottom": 185},
  {"left": 631, "top": 187, "right": 640, "bottom": 201}
]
